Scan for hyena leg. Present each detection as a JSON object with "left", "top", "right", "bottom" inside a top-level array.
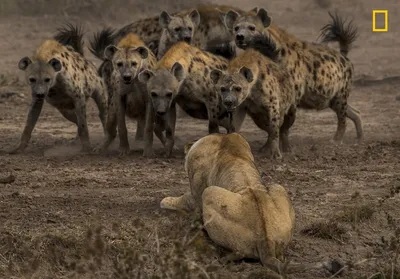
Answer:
[
  {"left": 154, "top": 115, "right": 166, "bottom": 146},
  {"left": 91, "top": 89, "right": 108, "bottom": 135},
  {"left": 206, "top": 104, "right": 220, "bottom": 134},
  {"left": 143, "top": 101, "right": 155, "bottom": 157},
  {"left": 330, "top": 96, "right": 347, "bottom": 143},
  {"left": 9, "top": 98, "right": 44, "bottom": 154},
  {"left": 73, "top": 97, "right": 91, "bottom": 152},
  {"left": 135, "top": 116, "right": 145, "bottom": 142},
  {"left": 165, "top": 102, "right": 177, "bottom": 157},
  {"left": 117, "top": 94, "right": 130, "bottom": 156},
  {"left": 279, "top": 105, "right": 297, "bottom": 153},
  {"left": 57, "top": 108, "right": 79, "bottom": 141},
  {"left": 346, "top": 104, "right": 364, "bottom": 141},
  {"left": 93, "top": 103, "right": 117, "bottom": 152},
  {"left": 259, "top": 103, "right": 281, "bottom": 159}
]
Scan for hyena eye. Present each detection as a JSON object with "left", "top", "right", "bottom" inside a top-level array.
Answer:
[
  {"left": 234, "top": 26, "right": 239, "bottom": 32},
  {"left": 44, "top": 78, "right": 51, "bottom": 83},
  {"left": 131, "top": 61, "right": 138, "bottom": 67},
  {"left": 188, "top": 27, "right": 192, "bottom": 31},
  {"left": 29, "top": 77, "right": 37, "bottom": 83},
  {"left": 234, "top": 86, "right": 242, "bottom": 92},
  {"left": 220, "top": 87, "right": 227, "bottom": 93},
  {"left": 116, "top": 62, "right": 123, "bottom": 67},
  {"left": 174, "top": 27, "right": 181, "bottom": 32},
  {"left": 151, "top": 92, "right": 158, "bottom": 98},
  {"left": 248, "top": 26, "right": 255, "bottom": 31},
  {"left": 166, "top": 92, "right": 173, "bottom": 98}
]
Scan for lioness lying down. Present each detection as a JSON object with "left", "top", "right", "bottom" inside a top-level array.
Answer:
[{"left": 161, "top": 133, "right": 342, "bottom": 275}]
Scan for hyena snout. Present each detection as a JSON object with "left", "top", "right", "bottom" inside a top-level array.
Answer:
[
  {"left": 122, "top": 74, "right": 133, "bottom": 84},
  {"left": 236, "top": 34, "right": 245, "bottom": 41},
  {"left": 223, "top": 96, "right": 238, "bottom": 111},
  {"left": 33, "top": 85, "right": 47, "bottom": 98}
]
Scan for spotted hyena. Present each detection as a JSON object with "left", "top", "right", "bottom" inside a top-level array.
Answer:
[
  {"left": 10, "top": 23, "right": 108, "bottom": 154},
  {"left": 138, "top": 42, "right": 247, "bottom": 157},
  {"left": 222, "top": 8, "right": 363, "bottom": 143},
  {"left": 210, "top": 40, "right": 299, "bottom": 159},
  {"left": 92, "top": 33, "right": 170, "bottom": 156}
]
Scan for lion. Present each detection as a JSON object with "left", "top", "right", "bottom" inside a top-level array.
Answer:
[{"left": 160, "top": 133, "right": 343, "bottom": 276}]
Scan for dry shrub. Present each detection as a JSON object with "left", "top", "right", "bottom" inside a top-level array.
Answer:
[
  {"left": 337, "top": 203, "right": 375, "bottom": 223},
  {"left": 300, "top": 220, "right": 347, "bottom": 241}
]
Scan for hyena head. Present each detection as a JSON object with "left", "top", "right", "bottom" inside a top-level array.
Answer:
[
  {"left": 210, "top": 67, "right": 254, "bottom": 111},
  {"left": 18, "top": 57, "right": 62, "bottom": 99},
  {"left": 223, "top": 8, "right": 272, "bottom": 49},
  {"left": 104, "top": 45, "right": 149, "bottom": 84},
  {"left": 138, "top": 62, "right": 185, "bottom": 116},
  {"left": 159, "top": 10, "right": 200, "bottom": 44}
]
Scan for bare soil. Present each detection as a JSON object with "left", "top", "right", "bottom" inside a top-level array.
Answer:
[{"left": 0, "top": 0, "right": 399, "bottom": 278}]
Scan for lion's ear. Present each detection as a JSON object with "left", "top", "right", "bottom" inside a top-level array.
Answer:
[{"left": 184, "top": 139, "right": 198, "bottom": 154}]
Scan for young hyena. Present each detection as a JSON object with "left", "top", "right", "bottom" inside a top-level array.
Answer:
[
  {"left": 10, "top": 23, "right": 108, "bottom": 154},
  {"left": 138, "top": 42, "right": 247, "bottom": 157},
  {"left": 223, "top": 9, "right": 363, "bottom": 143},
  {"left": 210, "top": 46, "right": 297, "bottom": 159},
  {"left": 93, "top": 33, "right": 166, "bottom": 156}
]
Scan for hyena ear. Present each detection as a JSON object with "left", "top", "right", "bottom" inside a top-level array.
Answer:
[
  {"left": 18, "top": 56, "right": 32, "bottom": 71},
  {"left": 159, "top": 11, "right": 172, "bottom": 28},
  {"left": 104, "top": 45, "right": 118, "bottom": 60},
  {"left": 147, "top": 41, "right": 158, "bottom": 55},
  {"left": 256, "top": 8, "right": 272, "bottom": 28},
  {"left": 135, "top": 46, "right": 149, "bottom": 59},
  {"left": 49, "top": 58, "right": 62, "bottom": 72},
  {"left": 184, "top": 139, "right": 198, "bottom": 154},
  {"left": 224, "top": 10, "right": 240, "bottom": 30},
  {"left": 249, "top": 7, "right": 258, "bottom": 14},
  {"left": 138, "top": 69, "right": 154, "bottom": 83},
  {"left": 210, "top": 69, "right": 223, "bottom": 84},
  {"left": 188, "top": 9, "right": 200, "bottom": 27},
  {"left": 239, "top": 66, "right": 254, "bottom": 83},
  {"left": 171, "top": 62, "right": 185, "bottom": 82}
]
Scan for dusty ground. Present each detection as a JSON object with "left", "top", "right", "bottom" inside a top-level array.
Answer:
[{"left": 0, "top": 0, "right": 399, "bottom": 278}]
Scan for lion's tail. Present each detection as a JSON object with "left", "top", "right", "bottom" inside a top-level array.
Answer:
[
  {"left": 250, "top": 186, "right": 343, "bottom": 275},
  {"left": 318, "top": 12, "right": 358, "bottom": 57}
]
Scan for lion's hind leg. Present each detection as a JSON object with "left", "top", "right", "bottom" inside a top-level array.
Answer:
[
  {"left": 160, "top": 191, "right": 195, "bottom": 212},
  {"left": 201, "top": 186, "right": 259, "bottom": 259}
]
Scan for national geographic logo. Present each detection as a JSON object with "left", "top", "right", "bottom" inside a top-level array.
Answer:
[{"left": 372, "top": 10, "right": 388, "bottom": 32}]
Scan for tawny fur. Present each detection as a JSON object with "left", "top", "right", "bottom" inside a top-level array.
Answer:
[{"left": 160, "top": 133, "right": 295, "bottom": 274}]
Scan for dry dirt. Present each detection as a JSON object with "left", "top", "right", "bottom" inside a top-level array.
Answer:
[{"left": 0, "top": 0, "right": 399, "bottom": 278}]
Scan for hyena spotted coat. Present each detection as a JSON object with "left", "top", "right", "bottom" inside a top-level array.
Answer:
[
  {"left": 223, "top": 9, "right": 363, "bottom": 143},
  {"left": 138, "top": 42, "right": 247, "bottom": 157},
  {"left": 93, "top": 33, "right": 167, "bottom": 156},
  {"left": 11, "top": 23, "right": 108, "bottom": 154},
  {"left": 210, "top": 46, "right": 298, "bottom": 159}
]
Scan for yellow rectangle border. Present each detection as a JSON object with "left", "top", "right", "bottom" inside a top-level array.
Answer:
[{"left": 372, "top": 10, "right": 388, "bottom": 32}]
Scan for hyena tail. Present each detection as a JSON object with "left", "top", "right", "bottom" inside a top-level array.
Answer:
[
  {"left": 54, "top": 22, "right": 85, "bottom": 56},
  {"left": 88, "top": 27, "right": 115, "bottom": 61},
  {"left": 318, "top": 12, "right": 358, "bottom": 57},
  {"left": 248, "top": 34, "right": 281, "bottom": 62}
]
